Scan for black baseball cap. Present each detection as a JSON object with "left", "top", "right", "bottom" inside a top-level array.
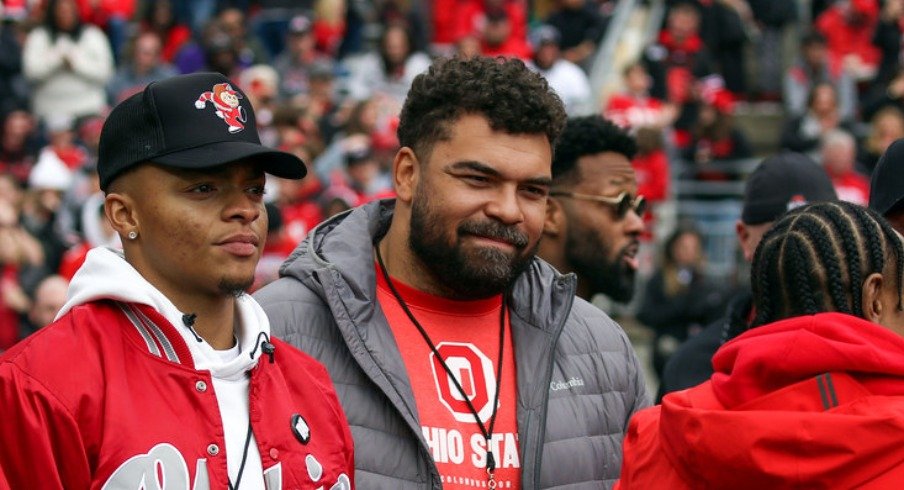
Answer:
[
  {"left": 98, "top": 72, "right": 305, "bottom": 191},
  {"left": 869, "top": 138, "right": 904, "bottom": 216},
  {"left": 741, "top": 152, "right": 838, "bottom": 225}
]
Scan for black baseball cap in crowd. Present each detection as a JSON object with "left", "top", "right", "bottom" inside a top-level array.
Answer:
[
  {"left": 741, "top": 152, "right": 838, "bottom": 225},
  {"left": 869, "top": 138, "right": 904, "bottom": 216},
  {"left": 98, "top": 72, "right": 305, "bottom": 191}
]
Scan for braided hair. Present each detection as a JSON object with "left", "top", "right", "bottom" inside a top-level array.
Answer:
[{"left": 750, "top": 201, "right": 904, "bottom": 328}]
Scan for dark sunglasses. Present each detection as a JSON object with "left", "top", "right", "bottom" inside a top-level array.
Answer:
[{"left": 549, "top": 191, "right": 647, "bottom": 219}]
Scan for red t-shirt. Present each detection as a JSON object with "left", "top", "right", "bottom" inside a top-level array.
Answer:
[
  {"left": 376, "top": 269, "right": 521, "bottom": 489},
  {"left": 53, "top": 146, "right": 87, "bottom": 171},
  {"left": 632, "top": 150, "right": 669, "bottom": 203},
  {"left": 815, "top": 1, "right": 881, "bottom": 70},
  {"left": 455, "top": 0, "right": 532, "bottom": 60},
  {"left": 58, "top": 241, "right": 90, "bottom": 281},
  {"left": 281, "top": 201, "right": 323, "bottom": 246},
  {"left": 605, "top": 93, "right": 666, "bottom": 130}
]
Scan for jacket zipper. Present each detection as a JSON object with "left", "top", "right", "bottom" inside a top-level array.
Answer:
[{"left": 533, "top": 278, "right": 575, "bottom": 487}]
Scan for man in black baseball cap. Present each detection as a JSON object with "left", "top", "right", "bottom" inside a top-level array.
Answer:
[
  {"left": 869, "top": 138, "right": 904, "bottom": 233},
  {"left": 736, "top": 152, "right": 839, "bottom": 262},
  {"left": 0, "top": 72, "right": 356, "bottom": 488},
  {"left": 658, "top": 151, "right": 838, "bottom": 399}
]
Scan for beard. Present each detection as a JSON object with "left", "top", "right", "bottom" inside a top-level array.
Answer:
[
  {"left": 565, "top": 223, "right": 637, "bottom": 303},
  {"left": 218, "top": 277, "right": 252, "bottom": 298},
  {"left": 408, "top": 196, "right": 537, "bottom": 300}
]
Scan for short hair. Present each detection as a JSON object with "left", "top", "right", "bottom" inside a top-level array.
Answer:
[
  {"left": 622, "top": 61, "right": 646, "bottom": 79},
  {"left": 45, "top": 0, "right": 85, "bottom": 40},
  {"left": 750, "top": 201, "right": 904, "bottom": 328},
  {"left": 821, "top": 128, "right": 855, "bottom": 152},
  {"left": 397, "top": 56, "right": 567, "bottom": 159},
  {"left": 669, "top": 1, "right": 700, "bottom": 19},
  {"left": 239, "top": 64, "right": 280, "bottom": 93},
  {"left": 664, "top": 223, "right": 703, "bottom": 266},
  {"left": 551, "top": 115, "right": 637, "bottom": 184}
]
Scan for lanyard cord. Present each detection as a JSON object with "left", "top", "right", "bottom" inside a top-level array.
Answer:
[
  {"left": 375, "top": 244, "right": 506, "bottom": 478},
  {"left": 227, "top": 415, "right": 254, "bottom": 490}
]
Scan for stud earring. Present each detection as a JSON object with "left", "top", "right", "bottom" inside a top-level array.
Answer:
[{"left": 128, "top": 231, "right": 138, "bottom": 240}]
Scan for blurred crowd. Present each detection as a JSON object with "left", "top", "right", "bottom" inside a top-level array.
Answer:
[
  {"left": 0, "top": 0, "right": 610, "bottom": 349},
  {"left": 606, "top": 0, "right": 904, "bottom": 189},
  {"left": 1, "top": 0, "right": 904, "bottom": 375},
  {"left": 603, "top": 0, "right": 904, "bottom": 387}
]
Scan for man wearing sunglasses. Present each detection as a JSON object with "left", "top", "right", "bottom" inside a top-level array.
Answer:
[{"left": 540, "top": 115, "right": 645, "bottom": 303}]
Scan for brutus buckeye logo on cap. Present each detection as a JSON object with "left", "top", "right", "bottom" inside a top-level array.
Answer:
[{"left": 194, "top": 83, "right": 246, "bottom": 133}]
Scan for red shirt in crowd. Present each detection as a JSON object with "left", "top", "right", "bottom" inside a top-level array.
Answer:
[
  {"left": 75, "top": 0, "right": 136, "bottom": 27},
  {"left": 815, "top": 0, "right": 881, "bottom": 71},
  {"left": 139, "top": 22, "right": 192, "bottom": 63},
  {"left": 455, "top": 0, "right": 531, "bottom": 59},
  {"left": 605, "top": 94, "right": 667, "bottom": 131},
  {"left": 0, "top": 265, "right": 20, "bottom": 351},
  {"left": 281, "top": 201, "right": 323, "bottom": 247},
  {"left": 831, "top": 171, "right": 870, "bottom": 206},
  {"left": 632, "top": 150, "right": 669, "bottom": 204},
  {"left": 433, "top": 0, "right": 460, "bottom": 46}
]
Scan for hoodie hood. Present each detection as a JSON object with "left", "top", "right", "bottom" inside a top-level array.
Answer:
[
  {"left": 59, "top": 247, "right": 270, "bottom": 379},
  {"left": 656, "top": 313, "right": 904, "bottom": 488},
  {"left": 80, "top": 192, "right": 121, "bottom": 248},
  {"left": 710, "top": 313, "right": 904, "bottom": 406},
  {"left": 279, "top": 199, "right": 393, "bottom": 304}
]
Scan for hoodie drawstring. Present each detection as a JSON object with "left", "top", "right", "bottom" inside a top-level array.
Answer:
[
  {"left": 182, "top": 313, "right": 204, "bottom": 342},
  {"left": 250, "top": 331, "right": 275, "bottom": 363}
]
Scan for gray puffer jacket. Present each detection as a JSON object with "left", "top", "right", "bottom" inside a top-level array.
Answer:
[{"left": 255, "top": 200, "right": 650, "bottom": 489}]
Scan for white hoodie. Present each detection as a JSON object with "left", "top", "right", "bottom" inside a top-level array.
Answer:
[{"left": 59, "top": 247, "right": 268, "bottom": 489}]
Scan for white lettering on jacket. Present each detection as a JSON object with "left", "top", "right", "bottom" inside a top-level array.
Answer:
[
  {"left": 549, "top": 377, "right": 585, "bottom": 392},
  {"left": 101, "top": 443, "right": 207, "bottom": 490},
  {"left": 100, "top": 443, "right": 350, "bottom": 489}
]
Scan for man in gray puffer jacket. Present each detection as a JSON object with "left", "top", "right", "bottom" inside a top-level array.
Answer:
[{"left": 256, "top": 56, "right": 650, "bottom": 489}]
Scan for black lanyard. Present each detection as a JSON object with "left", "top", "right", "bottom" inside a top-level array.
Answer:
[
  {"left": 227, "top": 419, "right": 254, "bottom": 490},
  {"left": 375, "top": 244, "right": 506, "bottom": 488}
]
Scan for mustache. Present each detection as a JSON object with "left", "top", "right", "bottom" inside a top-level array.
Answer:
[
  {"left": 619, "top": 239, "right": 640, "bottom": 256},
  {"left": 458, "top": 220, "right": 529, "bottom": 249}
]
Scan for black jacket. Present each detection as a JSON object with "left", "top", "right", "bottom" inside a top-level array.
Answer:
[{"left": 657, "top": 289, "right": 753, "bottom": 401}]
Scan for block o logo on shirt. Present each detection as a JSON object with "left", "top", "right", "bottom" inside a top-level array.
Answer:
[{"left": 431, "top": 342, "right": 498, "bottom": 423}]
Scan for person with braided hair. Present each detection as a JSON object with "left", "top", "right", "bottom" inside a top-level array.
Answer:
[{"left": 617, "top": 200, "right": 904, "bottom": 489}]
